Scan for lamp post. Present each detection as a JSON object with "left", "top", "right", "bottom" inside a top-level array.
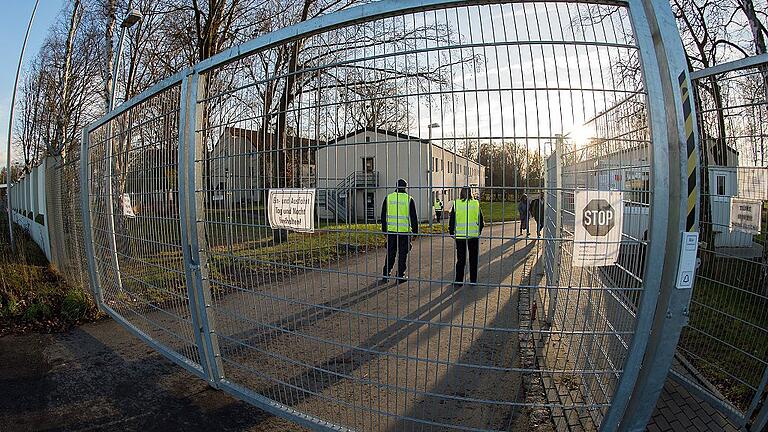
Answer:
[
  {"left": 109, "top": 8, "right": 143, "bottom": 111},
  {"left": 104, "top": 6, "right": 142, "bottom": 294},
  {"left": 5, "top": 0, "right": 40, "bottom": 253},
  {"left": 427, "top": 122, "right": 440, "bottom": 225}
]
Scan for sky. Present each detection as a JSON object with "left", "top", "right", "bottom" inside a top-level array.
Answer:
[{"left": 0, "top": 0, "right": 63, "bottom": 166}]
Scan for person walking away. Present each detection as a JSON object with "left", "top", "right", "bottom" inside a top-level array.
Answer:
[
  {"left": 381, "top": 178, "right": 419, "bottom": 284},
  {"left": 434, "top": 195, "right": 443, "bottom": 221},
  {"left": 518, "top": 193, "right": 529, "bottom": 236},
  {"left": 449, "top": 186, "right": 484, "bottom": 287},
  {"left": 529, "top": 191, "right": 545, "bottom": 236}
]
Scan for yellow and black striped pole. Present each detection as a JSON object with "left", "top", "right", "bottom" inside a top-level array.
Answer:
[{"left": 678, "top": 71, "right": 697, "bottom": 232}]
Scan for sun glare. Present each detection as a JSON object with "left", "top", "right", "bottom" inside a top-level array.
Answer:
[{"left": 570, "top": 125, "right": 595, "bottom": 148}]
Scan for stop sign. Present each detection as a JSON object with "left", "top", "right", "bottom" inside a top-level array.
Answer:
[{"left": 582, "top": 199, "right": 615, "bottom": 236}]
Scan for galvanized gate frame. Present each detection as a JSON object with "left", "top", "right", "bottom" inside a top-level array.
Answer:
[
  {"left": 673, "top": 53, "right": 768, "bottom": 431},
  {"left": 600, "top": 1, "right": 701, "bottom": 431},
  {"left": 77, "top": 1, "right": 701, "bottom": 431}
]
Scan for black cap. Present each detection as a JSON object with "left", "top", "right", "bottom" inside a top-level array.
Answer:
[{"left": 397, "top": 178, "right": 407, "bottom": 188}]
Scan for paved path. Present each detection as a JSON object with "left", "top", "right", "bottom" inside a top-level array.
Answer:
[
  {"left": 206, "top": 221, "right": 539, "bottom": 432},
  {"left": 647, "top": 377, "right": 739, "bottom": 432}
]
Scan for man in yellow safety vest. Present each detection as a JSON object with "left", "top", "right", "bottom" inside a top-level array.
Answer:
[
  {"left": 381, "top": 178, "right": 419, "bottom": 284},
  {"left": 449, "top": 186, "right": 484, "bottom": 287},
  {"left": 434, "top": 195, "right": 443, "bottom": 221}
]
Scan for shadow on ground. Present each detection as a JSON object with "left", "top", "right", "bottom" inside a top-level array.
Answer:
[{"left": 0, "top": 320, "right": 309, "bottom": 432}]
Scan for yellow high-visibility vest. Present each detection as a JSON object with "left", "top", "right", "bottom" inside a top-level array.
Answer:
[
  {"left": 386, "top": 192, "right": 411, "bottom": 233},
  {"left": 455, "top": 199, "right": 480, "bottom": 238}
]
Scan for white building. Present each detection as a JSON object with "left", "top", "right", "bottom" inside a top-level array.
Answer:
[
  {"left": 209, "top": 128, "right": 317, "bottom": 204},
  {"left": 316, "top": 128, "right": 486, "bottom": 222}
]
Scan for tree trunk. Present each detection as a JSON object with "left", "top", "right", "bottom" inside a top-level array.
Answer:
[
  {"left": 103, "top": 0, "right": 116, "bottom": 113},
  {"left": 52, "top": 0, "right": 81, "bottom": 157}
]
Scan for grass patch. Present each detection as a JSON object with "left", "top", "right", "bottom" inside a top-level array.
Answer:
[
  {"left": 0, "top": 212, "right": 100, "bottom": 334},
  {"left": 208, "top": 223, "right": 447, "bottom": 284},
  {"left": 480, "top": 201, "right": 520, "bottom": 223},
  {"left": 679, "top": 257, "right": 768, "bottom": 412}
]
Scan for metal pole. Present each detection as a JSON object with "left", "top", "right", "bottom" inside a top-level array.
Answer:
[
  {"left": 427, "top": 124, "right": 436, "bottom": 226},
  {"left": 546, "top": 134, "right": 563, "bottom": 325},
  {"left": 104, "top": 5, "right": 140, "bottom": 294},
  {"left": 607, "top": 1, "right": 699, "bottom": 429},
  {"left": 5, "top": 0, "right": 39, "bottom": 252},
  {"left": 108, "top": 26, "right": 127, "bottom": 112}
]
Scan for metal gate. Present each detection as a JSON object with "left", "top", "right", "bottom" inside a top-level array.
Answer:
[
  {"left": 79, "top": 1, "right": 698, "bottom": 431},
  {"left": 671, "top": 55, "right": 768, "bottom": 430}
]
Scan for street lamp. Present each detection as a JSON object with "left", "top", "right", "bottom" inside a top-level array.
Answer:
[
  {"left": 5, "top": 0, "right": 39, "bottom": 253},
  {"left": 109, "top": 8, "right": 143, "bottom": 111},
  {"left": 104, "top": 6, "right": 143, "bottom": 296}
]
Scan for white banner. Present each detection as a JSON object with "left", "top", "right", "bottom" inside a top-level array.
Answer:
[
  {"left": 738, "top": 167, "right": 768, "bottom": 200},
  {"left": 730, "top": 197, "right": 762, "bottom": 235},
  {"left": 121, "top": 193, "right": 136, "bottom": 218},
  {"left": 267, "top": 189, "right": 315, "bottom": 233},
  {"left": 573, "top": 190, "right": 624, "bottom": 267}
]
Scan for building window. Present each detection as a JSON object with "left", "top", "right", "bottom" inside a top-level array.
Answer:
[
  {"left": 441, "top": 159, "right": 444, "bottom": 171},
  {"left": 365, "top": 136, "right": 371, "bottom": 143},
  {"left": 716, "top": 174, "right": 726, "bottom": 196},
  {"left": 448, "top": 161, "right": 452, "bottom": 173}
]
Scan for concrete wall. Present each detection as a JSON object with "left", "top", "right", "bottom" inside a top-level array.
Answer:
[{"left": 9, "top": 158, "right": 52, "bottom": 261}]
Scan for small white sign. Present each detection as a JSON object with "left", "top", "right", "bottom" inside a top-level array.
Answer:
[
  {"left": 676, "top": 231, "right": 699, "bottom": 289},
  {"left": 573, "top": 190, "right": 624, "bottom": 267},
  {"left": 121, "top": 193, "right": 136, "bottom": 218},
  {"left": 267, "top": 189, "right": 315, "bottom": 233},
  {"left": 738, "top": 168, "right": 768, "bottom": 200},
  {"left": 730, "top": 197, "right": 762, "bottom": 235}
]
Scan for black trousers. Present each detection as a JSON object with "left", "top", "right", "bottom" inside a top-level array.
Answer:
[
  {"left": 455, "top": 238, "right": 479, "bottom": 283},
  {"left": 383, "top": 233, "right": 410, "bottom": 277}
]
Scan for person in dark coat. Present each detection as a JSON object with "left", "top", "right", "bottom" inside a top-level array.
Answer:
[
  {"left": 529, "top": 191, "right": 545, "bottom": 236},
  {"left": 518, "top": 193, "right": 529, "bottom": 236},
  {"left": 381, "top": 178, "right": 419, "bottom": 283}
]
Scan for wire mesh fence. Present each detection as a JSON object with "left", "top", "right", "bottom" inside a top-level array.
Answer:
[
  {"left": 86, "top": 81, "right": 205, "bottom": 372},
  {"left": 673, "top": 60, "right": 768, "bottom": 427},
  {"left": 55, "top": 1, "right": 702, "bottom": 431},
  {"left": 46, "top": 152, "right": 91, "bottom": 294},
  {"left": 538, "top": 89, "right": 650, "bottom": 430}
]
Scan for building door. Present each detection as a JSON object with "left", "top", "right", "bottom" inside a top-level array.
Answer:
[{"left": 363, "top": 157, "right": 374, "bottom": 172}]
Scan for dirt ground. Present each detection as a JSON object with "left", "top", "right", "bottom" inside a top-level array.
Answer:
[{"left": 0, "top": 321, "right": 309, "bottom": 432}]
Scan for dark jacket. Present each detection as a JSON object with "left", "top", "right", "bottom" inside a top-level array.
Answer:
[
  {"left": 381, "top": 190, "right": 419, "bottom": 234},
  {"left": 448, "top": 201, "right": 485, "bottom": 236},
  {"left": 529, "top": 198, "right": 544, "bottom": 222}
]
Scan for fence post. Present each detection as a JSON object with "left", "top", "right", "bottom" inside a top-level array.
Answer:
[
  {"left": 178, "top": 71, "right": 224, "bottom": 385},
  {"left": 603, "top": 1, "right": 700, "bottom": 430},
  {"left": 80, "top": 127, "right": 104, "bottom": 309},
  {"left": 546, "top": 134, "right": 564, "bottom": 325}
]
